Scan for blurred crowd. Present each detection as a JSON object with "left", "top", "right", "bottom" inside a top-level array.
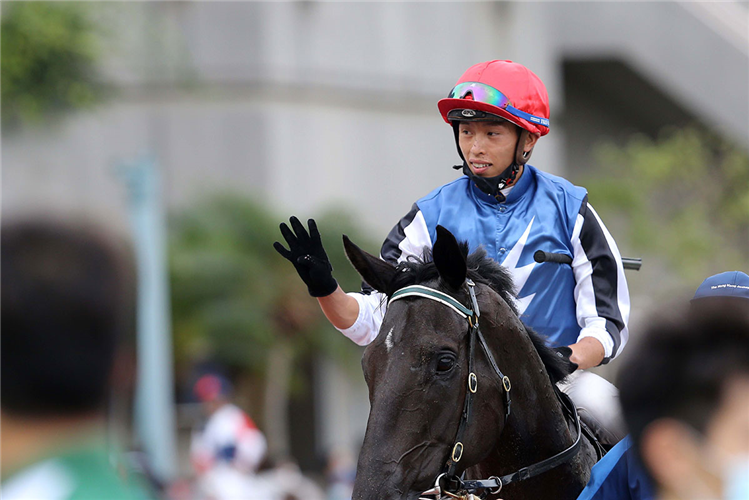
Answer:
[{"left": 0, "top": 219, "right": 355, "bottom": 500}]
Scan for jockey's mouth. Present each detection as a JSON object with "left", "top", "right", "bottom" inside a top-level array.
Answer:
[{"left": 469, "top": 161, "right": 492, "bottom": 175}]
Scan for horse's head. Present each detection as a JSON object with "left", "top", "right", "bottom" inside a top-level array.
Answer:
[{"left": 344, "top": 226, "right": 576, "bottom": 499}]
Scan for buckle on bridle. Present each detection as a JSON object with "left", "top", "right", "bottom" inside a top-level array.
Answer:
[
  {"left": 451, "top": 442, "right": 464, "bottom": 463},
  {"left": 468, "top": 373, "right": 478, "bottom": 393},
  {"left": 488, "top": 476, "right": 503, "bottom": 494}
]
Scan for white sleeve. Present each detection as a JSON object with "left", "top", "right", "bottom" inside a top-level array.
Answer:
[
  {"left": 336, "top": 204, "right": 432, "bottom": 346},
  {"left": 336, "top": 291, "right": 387, "bottom": 346},
  {"left": 570, "top": 201, "right": 630, "bottom": 362}
]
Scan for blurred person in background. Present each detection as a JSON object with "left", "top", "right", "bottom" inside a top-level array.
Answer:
[
  {"left": 256, "top": 457, "right": 325, "bottom": 500},
  {"left": 690, "top": 271, "right": 749, "bottom": 309},
  {"left": 1, "top": 220, "right": 150, "bottom": 500},
  {"left": 325, "top": 446, "right": 355, "bottom": 500},
  {"left": 276, "top": 59, "right": 629, "bottom": 446},
  {"left": 190, "top": 373, "right": 268, "bottom": 498},
  {"left": 577, "top": 270, "right": 749, "bottom": 500},
  {"left": 190, "top": 376, "right": 326, "bottom": 500},
  {"left": 617, "top": 280, "right": 749, "bottom": 500}
]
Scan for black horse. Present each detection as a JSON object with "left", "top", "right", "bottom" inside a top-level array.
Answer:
[{"left": 343, "top": 226, "right": 599, "bottom": 500}]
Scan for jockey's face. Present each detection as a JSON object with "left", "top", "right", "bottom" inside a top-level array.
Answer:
[
  {"left": 458, "top": 120, "right": 519, "bottom": 178},
  {"left": 458, "top": 120, "right": 538, "bottom": 178}
]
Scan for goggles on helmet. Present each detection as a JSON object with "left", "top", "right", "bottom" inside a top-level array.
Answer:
[{"left": 447, "top": 81, "right": 550, "bottom": 129}]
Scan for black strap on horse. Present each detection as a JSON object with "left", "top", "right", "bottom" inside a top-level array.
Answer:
[
  {"left": 435, "top": 388, "right": 583, "bottom": 497},
  {"left": 390, "top": 279, "right": 512, "bottom": 479},
  {"left": 444, "top": 282, "right": 512, "bottom": 478},
  {"left": 390, "top": 280, "right": 583, "bottom": 500}
]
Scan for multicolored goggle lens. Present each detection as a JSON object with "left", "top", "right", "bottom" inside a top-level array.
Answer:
[
  {"left": 449, "top": 81, "right": 513, "bottom": 109},
  {"left": 447, "top": 81, "right": 550, "bottom": 128}
]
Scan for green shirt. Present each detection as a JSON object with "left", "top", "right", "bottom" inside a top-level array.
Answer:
[{"left": 1, "top": 442, "right": 151, "bottom": 500}]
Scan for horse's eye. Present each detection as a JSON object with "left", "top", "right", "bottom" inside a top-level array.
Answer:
[{"left": 437, "top": 355, "right": 455, "bottom": 372}]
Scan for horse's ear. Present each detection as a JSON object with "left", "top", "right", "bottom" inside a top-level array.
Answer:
[
  {"left": 343, "top": 235, "right": 397, "bottom": 294},
  {"left": 433, "top": 225, "right": 467, "bottom": 291}
]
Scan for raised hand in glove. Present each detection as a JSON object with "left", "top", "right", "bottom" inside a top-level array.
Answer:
[{"left": 274, "top": 216, "right": 338, "bottom": 297}]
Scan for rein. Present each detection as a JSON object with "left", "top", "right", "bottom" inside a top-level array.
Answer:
[{"left": 389, "top": 280, "right": 583, "bottom": 499}]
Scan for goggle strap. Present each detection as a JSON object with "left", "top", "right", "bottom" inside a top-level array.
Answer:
[{"left": 505, "top": 105, "right": 550, "bottom": 128}]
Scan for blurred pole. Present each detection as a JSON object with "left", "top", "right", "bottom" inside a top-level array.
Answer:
[{"left": 116, "top": 155, "right": 178, "bottom": 482}]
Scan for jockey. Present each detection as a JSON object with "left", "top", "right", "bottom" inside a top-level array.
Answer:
[
  {"left": 275, "top": 60, "right": 630, "bottom": 441},
  {"left": 190, "top": 374, "right": 267, "bottom": 478}
]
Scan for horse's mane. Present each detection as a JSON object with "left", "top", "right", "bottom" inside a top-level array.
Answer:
[{"left": 385, "top": 244, "right": 574, "bottom": 384}]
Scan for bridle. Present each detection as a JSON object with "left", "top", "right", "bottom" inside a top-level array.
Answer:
[{"left": 388, "top": 279, "right": 583, "bottom": 499}]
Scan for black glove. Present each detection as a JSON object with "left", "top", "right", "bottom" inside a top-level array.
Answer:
[
  {"left": 274, "top": 216, "right": 338, "bottom": 297},
  {"left": 553, "top": 346, "right": 579, "bottom": 374}
]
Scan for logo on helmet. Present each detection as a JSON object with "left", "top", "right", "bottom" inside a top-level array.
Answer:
[{"left": 461, "top": 109, "right": 476, "bottom": 118}]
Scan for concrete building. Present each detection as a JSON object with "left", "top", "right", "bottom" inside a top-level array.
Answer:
[{"left": 4, "top": 0, "right": 747, "bottom": 474}]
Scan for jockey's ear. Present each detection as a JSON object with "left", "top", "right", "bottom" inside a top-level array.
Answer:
[
  {"left": 434, "top": 225, "right": 467, "bottom": 291},
  {"left": 343, "top": 235, "right": 397, "bottom": 294}
]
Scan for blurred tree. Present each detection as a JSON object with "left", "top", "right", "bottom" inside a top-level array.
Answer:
[
  {"left": 1, "top": 2, "right": 101, "bottom": 127},
  {"left": 579, "top": 126, "right": 749, "bottom": 290},
  {"left": 169, "top": 194, "right": 373, "bottom": 457}
]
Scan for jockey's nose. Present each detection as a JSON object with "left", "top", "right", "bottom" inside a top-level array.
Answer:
[{"left": 470, "top": 134, "right": 486, "bottom": 155}]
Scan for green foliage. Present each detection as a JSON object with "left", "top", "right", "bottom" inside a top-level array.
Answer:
[
  {"left": 169, "top": 195, "right": 373, "bottom": 380},
  {"left": 1, "top": 2, "right": 101, "bottom": 126},
  {"left": 581, "top": 126, "right": 749, "bottom": 285}
]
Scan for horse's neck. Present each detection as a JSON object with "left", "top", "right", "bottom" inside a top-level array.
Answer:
[
  {"left": 496, "top": 370, "right": 572, "bottom": 470},
  {"left": 475, "top": 331, "right": 583, "bottom": 495}
]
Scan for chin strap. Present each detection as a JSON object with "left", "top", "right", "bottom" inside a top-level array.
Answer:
[{"left": 453, "top": 162, "right": 518, "bottom": 202}]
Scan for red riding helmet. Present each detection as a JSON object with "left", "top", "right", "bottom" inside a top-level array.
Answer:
[{"left": 438, "top": 60, "right": 550, "bottom": 137}]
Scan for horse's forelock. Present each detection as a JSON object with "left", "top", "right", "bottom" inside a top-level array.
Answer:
[
  {"left": 385, "top": 249, "right": 437, "bottom": 296},
  {"left": 385, "top": 244, "right": 516, "bottom": 306}
]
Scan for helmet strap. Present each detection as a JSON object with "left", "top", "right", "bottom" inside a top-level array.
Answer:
[
  {"left": 515, "top": 129, "right": 532, "bottom": 166},
  {"left": 455, "top": 162, "right": 519, "bottom": 202}
]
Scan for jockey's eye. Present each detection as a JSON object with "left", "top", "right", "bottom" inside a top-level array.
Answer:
[{"left": 437, "top": 354, "right": 456, "bottom": 373}]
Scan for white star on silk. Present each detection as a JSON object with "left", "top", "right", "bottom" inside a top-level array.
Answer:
[{"left": 500, "top": 216, "right": 537, "bottom": 314}]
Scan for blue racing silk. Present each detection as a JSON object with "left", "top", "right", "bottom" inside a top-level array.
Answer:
[{"left": 339, "top": 165, "right": 629, "bottom": 358}]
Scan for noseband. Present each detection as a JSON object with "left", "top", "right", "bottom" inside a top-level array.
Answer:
[{"left": 389, "top": 279, "right": 583, "bottom": 499}]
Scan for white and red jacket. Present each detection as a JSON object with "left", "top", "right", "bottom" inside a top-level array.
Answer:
[{"left": 190, "top": 403, "right": 267, "bottom": 475}]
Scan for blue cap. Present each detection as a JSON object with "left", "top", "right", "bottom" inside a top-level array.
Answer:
[{"left": 693, "top": 271, "right": 749, "bottom": 301}]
